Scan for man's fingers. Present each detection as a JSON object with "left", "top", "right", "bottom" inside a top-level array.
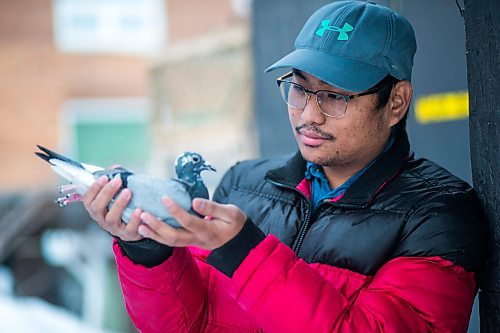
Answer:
[
  {"left": 192, "top": 198, "right": 245, "bottom": 223},
  {"left": 139, "top": 212, "right": 165, "bottom": 230},
  {"left": 126, "top": 208, "right": 142, "bottom": 233},
  {"left": 140, "top": 198, "right": 248, "bottom": 250},
  {"left": 91, "top": 177, "right": 122, "bottom": 213},
  {"left": 162, "top": 197, "right": 205, "bottom": 231},
  {"left": 140, "top": 212, "right": 194, "bottom": 247},
  {"left": 105, "top": 188, "right": 131, "bottom": 224},
  {"left": 83, "top": 176, "right": 108, "bottom": 208},
  {"left": 119, "top": 208, "right": 142, "bottom": 241}
]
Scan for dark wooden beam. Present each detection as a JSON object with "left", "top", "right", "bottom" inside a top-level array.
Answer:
[{"left": 463, "top": 0, "right": 500, "bottom": 332}]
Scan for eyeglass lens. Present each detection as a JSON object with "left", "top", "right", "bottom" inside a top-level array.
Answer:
[{"left": 279, "top": 81, "right": 347, "bottom": 118}]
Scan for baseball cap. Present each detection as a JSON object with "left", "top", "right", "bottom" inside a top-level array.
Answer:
[{"left": 265, "top": 1, "right": 417, "bottom": 92}]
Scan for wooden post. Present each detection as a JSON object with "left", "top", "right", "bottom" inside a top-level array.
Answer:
[{"left": 463, "top": 0, "right": 500, "bottom": 332}]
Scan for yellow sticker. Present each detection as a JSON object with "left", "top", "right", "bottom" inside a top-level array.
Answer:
[{"left": 415, "top": 91, "right": 469, "bottom": 124}]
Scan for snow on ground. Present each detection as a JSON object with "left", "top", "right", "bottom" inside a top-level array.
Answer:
[
  {"left": 0, "top": 295, "right": 122, "bottom": 333},
  {"left": 0, "top": 266, "right": 122, "bottom": 333}
]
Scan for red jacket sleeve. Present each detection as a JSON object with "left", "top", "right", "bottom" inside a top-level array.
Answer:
[
  {"left": 113, "top": 241, "right": 263, "bottom": 333},
  {"left": 113, "top": 241, "right": 207, "bottom": 332}
]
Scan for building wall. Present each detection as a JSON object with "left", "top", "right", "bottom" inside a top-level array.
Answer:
[
  {"left": 0, "top": 0, "right": 59, "bottom": 190},
  {"left": 0, "top": 0, "right": 151, "bottom": 190},
  {"left": 167, "top": 0, "right": 239, "bottom": 42},
  {"left": 0, "top": 0, "right": 245, "bottom": 191}
]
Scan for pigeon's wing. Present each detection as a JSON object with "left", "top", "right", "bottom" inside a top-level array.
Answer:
[
  {"left": 81, "top": 162, "right": 105, "bottom": 173},
  {"left": 94, "top": 166, "right": 133, "bottom": 178},
  {"left": 93, "top": 168, "right": 134, "bottom": 189},
  {"left": 124, "top": 175, "right": 192, "bottom": 228}
]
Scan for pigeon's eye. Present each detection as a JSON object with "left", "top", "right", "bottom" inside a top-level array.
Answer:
[{"left": 192, "top": 156, "right": 200, "bottom": 163}]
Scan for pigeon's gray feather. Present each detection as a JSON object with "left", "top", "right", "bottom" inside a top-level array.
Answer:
[{"left": 121, "top": 175, "right": 192, "bottom": 228}]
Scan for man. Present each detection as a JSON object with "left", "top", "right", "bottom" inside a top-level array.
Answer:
[{"left": 83, "top": 1, "right": 484, "bottom": 332}]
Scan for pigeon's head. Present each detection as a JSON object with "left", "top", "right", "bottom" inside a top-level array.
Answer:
[{"left": 175, "top": 152, "right": 216, "bottom": 181}]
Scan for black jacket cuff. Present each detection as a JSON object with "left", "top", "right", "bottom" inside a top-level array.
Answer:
[
  {"left": 206, "top": 218, "right": 265, "bottom": 277},
  {"left": 116, "top": 238, "right": 173, "bottom": 268}
]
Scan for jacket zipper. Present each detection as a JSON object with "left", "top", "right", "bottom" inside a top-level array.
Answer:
[
  {"left": 293, "top": 200, "right": 337, "bottom": 253},
  {"left": 267, "top": 179, "right": 313, "bottom": 254},
  {"left": 291, "top": 208, "right": 312, "bottom": 254}
]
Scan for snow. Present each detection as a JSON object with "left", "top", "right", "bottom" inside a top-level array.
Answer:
[
  {"left": 0, "top": 295, "right": 123, "bottom": 333},
  {"left": 0, "top": 266, "right": 123, "bottom": 333}
]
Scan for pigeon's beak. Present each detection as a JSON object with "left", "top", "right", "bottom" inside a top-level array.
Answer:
[{"left": 203, "top": 163, "right": 216, "bottom": 172}]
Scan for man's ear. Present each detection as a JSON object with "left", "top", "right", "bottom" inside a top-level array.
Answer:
[{"left": 388, "top": 81, "right": 412, "bottom": 127}]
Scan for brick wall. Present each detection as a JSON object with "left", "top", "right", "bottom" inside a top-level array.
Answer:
[
  {"left": 0, "top": 0, "right": 62, "bottom": 190},
  {"left": 0, "top": 0, "right": 241, "bottom": 191},
  {"left": 167, "top": 0, "right": 239, "bottom": 42}
]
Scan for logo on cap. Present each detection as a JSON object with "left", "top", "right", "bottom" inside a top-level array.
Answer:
[{"left": 315, "top": 20, "right": 353, "bottom": 40}]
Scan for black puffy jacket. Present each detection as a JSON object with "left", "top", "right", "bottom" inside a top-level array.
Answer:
[{"left": 213, "top": 129, "right": 484, "bottom": 277}]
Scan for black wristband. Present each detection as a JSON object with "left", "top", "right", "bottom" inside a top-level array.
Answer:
[
  {"left": 117, "top": 238, "right": 173, "bottom": 268},
  {"left": 207, "top": 218, "right": 266, "bottom": 277}
]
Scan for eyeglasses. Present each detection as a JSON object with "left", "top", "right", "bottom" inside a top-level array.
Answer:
[{"left": 276, "top": 71, "right": 387, "bottom": 118}]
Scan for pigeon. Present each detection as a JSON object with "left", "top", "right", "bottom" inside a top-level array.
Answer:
[{"left": 35, "top": 145, "right": 216, "bottom": 228}]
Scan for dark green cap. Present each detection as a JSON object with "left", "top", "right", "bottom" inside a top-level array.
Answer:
[{"left": 266, "top": 1, "right": 417, "bottom": 92}]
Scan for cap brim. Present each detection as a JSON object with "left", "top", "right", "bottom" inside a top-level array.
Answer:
[{"left": 265, "top": 48, "right": 388, "bottom": 92}]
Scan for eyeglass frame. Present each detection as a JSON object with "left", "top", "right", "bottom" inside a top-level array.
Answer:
[{"left": 276, "top": 71, "right": 389, "bottom": 118}]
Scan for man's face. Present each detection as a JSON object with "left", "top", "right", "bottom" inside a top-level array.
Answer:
[{"left": 288, "top": 70, "right": 394, "bottom": 171}]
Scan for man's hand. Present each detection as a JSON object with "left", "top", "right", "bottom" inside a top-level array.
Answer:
[
  {"left": 82, "top": 176, "right": 143, "bottom": 241},
  {"left": 138, "top": 197, "right": 247, "bottom": 250}
]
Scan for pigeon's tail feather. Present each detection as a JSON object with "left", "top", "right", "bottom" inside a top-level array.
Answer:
[
  {"left": 50, "top": 159, "right": 96, "bottom": 193},
  {"left": 36, "top": 145, "right": 85, "bottom": 170},
  {"left": 36, "top": 145, "right": 104, "bottom": 173},
  {"left": 35, "top": 151, "right": 53, "bottom": 165},
  {"left": 35, "top": 145, "right": 102, "bottom": 194}
]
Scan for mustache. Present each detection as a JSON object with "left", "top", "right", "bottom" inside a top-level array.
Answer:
[{"left": 295, "top": 124, "right": 335, "bottom": 141}]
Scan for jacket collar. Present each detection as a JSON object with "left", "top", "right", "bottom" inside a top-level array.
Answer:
[{"left": 265, "top": 128, "right": 411, "bottom": 208}]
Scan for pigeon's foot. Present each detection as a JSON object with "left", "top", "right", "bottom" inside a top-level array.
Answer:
[{"left": 55, "top": 193, "right": 83, "bottom": 207}]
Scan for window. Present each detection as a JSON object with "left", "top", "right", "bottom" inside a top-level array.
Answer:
[
  {"left": 62, "top": 98, "right": 151, "bottom": 171},
  {"left": 53, "top": 0, "right": 166, "bottom": 54}
]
